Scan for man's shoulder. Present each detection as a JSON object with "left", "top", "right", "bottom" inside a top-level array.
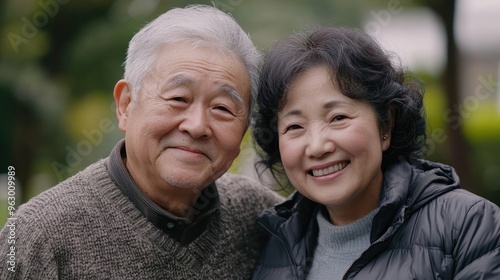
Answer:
[
  {"left": 216, "top": 173, "right": 269, "bottom": 194},
  {"left": 216, "top": 172, "right": 257, "bottom": 187},
  {"left": 38, "top": 158, "right": 109, "bottom": 196},
  {"left": 13, "top": 159, "right": 112, "bottom": 224},
  {"left": 216, "top": 173, "right": 284, "bottom": 206}
]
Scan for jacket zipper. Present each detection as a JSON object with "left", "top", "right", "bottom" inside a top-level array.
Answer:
[
  {"left": 258, "top": 220, "right": 300, "bottom": 279},
  {"left": 342, "top": 206, "right": 410, "bottom": 279},
  {"left": 341, "top": 239, "right": 389, "bottom": 280}
]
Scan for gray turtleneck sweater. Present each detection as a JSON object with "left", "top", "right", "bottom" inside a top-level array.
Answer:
[{"left": 307, "top": 209, "right": 378, "bottom": 280}]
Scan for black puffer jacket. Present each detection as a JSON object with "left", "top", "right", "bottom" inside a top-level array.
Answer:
[{"left": 252, "top": 159, "right": 500, "bottom": 279}]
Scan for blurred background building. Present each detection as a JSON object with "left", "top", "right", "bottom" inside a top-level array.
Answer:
[{"left": 1, "top": 0, "right": 499, "bottom": 225}]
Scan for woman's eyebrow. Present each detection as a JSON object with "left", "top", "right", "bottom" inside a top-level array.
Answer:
[
  {"left": 323, "top": 100, "right": 349, "bottom": 109},
  {"left": 281, "top": 100, "right": 349, "bottom": 118}
]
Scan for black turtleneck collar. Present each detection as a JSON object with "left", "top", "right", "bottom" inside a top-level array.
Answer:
[{"left": 107, "top": 139, "right": 219, "bottom": 245}]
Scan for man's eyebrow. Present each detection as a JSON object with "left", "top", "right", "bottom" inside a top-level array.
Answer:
[
  {"left": 220, "top": 85, "right": 243, "bottom": 106},
  {"left": 162, "top": 74, "right": 244, "bottom": 107},
  {"left": 163, "top": 74, "right": 194, "bottom": 90}
]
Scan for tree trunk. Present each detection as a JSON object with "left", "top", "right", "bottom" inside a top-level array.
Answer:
[{"left": 425, "top": 0, "right": 474, "bottom": 190}]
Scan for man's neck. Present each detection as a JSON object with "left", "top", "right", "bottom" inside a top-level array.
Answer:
[{"left": 123, "top": 157, "right": 202, "bottom": 221}]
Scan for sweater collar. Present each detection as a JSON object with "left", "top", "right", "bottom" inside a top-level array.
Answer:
[
  {"left": 316, "top": 208, "right": 377, "bottom": 251},
  {"left": 107, "top": 139, "right": 219, "bottom": 245}
]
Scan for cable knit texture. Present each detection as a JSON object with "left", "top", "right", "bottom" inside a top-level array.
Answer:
[{"left": 0, "top": 158, "right": 282, "bottom": 279}]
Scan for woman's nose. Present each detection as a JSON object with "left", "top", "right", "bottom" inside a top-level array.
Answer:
[{"left": 305, "top": 129, "right": 335, "bottom": 158}]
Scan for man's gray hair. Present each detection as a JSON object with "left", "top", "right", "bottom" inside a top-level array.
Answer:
[{"left": 124, "top": 4, "right": 260, "bottom": 109}]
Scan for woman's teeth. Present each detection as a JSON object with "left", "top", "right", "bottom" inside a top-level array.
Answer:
[{"left": 312, "top": 162, "right": 348, "bottom": 177}]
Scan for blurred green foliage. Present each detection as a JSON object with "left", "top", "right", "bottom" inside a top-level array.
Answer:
[{"left": 1, "top": 0, "right": 499, "bottom": 226}]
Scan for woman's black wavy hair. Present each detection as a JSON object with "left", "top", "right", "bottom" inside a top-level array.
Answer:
[{"left": 252, "top": 26, "right": 427, "bottom": 185}]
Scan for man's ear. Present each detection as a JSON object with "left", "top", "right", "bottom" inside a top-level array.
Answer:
[{"left": 113, "top": 79, "right": 133, "bottom": 132}]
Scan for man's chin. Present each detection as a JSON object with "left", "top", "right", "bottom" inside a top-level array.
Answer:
[{"left": 160, "top": 171, "right": 209, "bottom": 191}]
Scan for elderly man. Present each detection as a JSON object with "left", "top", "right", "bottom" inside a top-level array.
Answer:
[{"left": 0, "top": 5, "right": 282, "bottom": 279}]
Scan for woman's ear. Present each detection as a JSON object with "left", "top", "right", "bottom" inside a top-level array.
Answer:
[
  {"left": 381, "top": 107, "right": 396, "bottom": 151},
  {"left": 113, "top": 79, "right": 133, "bottom": 132}
]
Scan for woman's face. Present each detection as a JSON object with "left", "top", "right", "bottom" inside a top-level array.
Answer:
[{"left": 277, "top": 65, "right": 391, "bottom": 225}]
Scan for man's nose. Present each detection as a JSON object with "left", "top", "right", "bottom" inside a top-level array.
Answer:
[{"left": 178, "top": 105, "right": 212, "bottom": 139}]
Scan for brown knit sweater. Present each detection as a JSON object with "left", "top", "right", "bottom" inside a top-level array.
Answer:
[{"left": 0, "top": 158, "right": 282, "bottom": 279}]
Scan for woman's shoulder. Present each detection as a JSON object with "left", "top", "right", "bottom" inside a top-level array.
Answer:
[
  {"left": 416, "top": 188, "right": 500, "bottom": 247},
  {"left": 436, "top": 188, "right": 500, "bottom": 214}
]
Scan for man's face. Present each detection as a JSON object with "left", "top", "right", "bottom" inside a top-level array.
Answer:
[{"left": 116, "top": 44, "right": 251, "bottom": 195}]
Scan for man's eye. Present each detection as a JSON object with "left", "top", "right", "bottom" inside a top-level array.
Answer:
[
  {"left": 216, "top": 105, "right": 229, "bottom": 112},
  {"left": 214, "top": 105, "right": 236, "bottom": 116},
  {"left": 171, "top": 97, "right": 187, "bottom": 102}
]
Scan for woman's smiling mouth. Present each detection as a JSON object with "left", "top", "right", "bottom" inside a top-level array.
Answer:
[{"left": 309, "top": 161, "right": 349, "bottom": 177}]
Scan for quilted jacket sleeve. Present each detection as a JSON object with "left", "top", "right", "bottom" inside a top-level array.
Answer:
[{"left": 453, "top": 198, "right": 500, "bottom": 279}]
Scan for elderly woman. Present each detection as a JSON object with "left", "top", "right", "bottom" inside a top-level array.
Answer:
[{"left": 251, "top": 27, "right": 500, "bottom": 280}]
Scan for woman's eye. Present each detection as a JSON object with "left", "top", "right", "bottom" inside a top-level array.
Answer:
[
  {"left": 331, "top": 115, "right": 347, "bottom": 122},
  {"left": 285, "top": 124, "right": 302, "bottom": 132}
]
